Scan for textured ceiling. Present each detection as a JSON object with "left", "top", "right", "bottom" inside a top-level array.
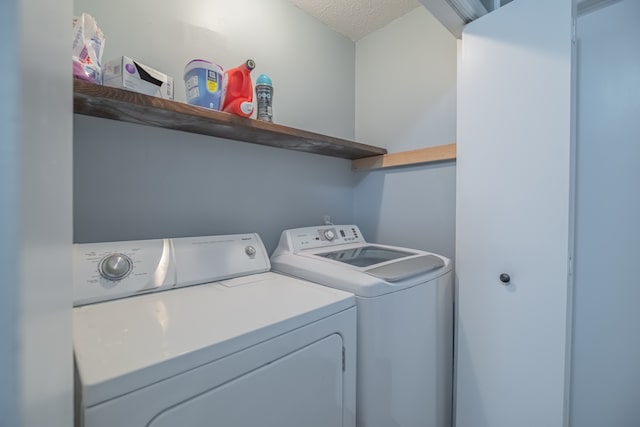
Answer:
[{"left": 287, "top": 0, "right": 421, "bottom": 41}]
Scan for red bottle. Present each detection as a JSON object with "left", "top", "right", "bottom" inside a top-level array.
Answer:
[{"left": 222, "top": 59, "right": 255, "bottom": 117}]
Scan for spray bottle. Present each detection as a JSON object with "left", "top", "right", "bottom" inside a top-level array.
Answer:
[
  {"left": 255, "top": 74, "right": 274, "bottom": 122},
  {"left": 222, "top": 59, "right": 255, "bottom": 118}
]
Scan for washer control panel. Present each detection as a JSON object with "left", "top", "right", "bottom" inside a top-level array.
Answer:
[
  {"left": 283, "top": 225, "right": 366, "bottom": 252},
  {"left": 73, "top": 233, "right": 270, "bottom": 306}
]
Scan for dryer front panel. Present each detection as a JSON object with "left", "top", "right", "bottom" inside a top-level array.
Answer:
[
  {"left": 149, "top": 334, "right": 343, "bottom": 427},
  {"left": 81, "top": 308, "right": 357, "bottom": 427}
]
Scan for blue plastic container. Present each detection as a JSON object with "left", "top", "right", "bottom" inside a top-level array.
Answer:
[{"left": 184, "top": 59, "right": 224, "bottom": 111}]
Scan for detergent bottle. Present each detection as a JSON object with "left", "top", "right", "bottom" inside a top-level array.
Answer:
[{"left": 222, "top": 59, "right": 255, "bottom": 117}]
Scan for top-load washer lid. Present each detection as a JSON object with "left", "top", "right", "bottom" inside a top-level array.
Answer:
[
  {"left": 270, "top": 225, "right": 452, "bottom": 297},
  {"left": 315, "top": 246, "right": 445, "bottom": 282},
  {"left": 315, "top": 246, "right": 415, "bottom": 267}
]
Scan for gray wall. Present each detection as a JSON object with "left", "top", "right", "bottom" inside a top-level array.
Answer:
[
  {"left": 74, "top": 116, "right": 355, "bottom": 253},
  {"left": 354, "top": 7, "right": 457, "bottom": 260},
  {"left": 354, "top": 164, "right": 456, "bottom": 259},
  {"left": 74, "top": 1, "right": 458, "bottom": 257},
  {"left": 571, "top": 1, "right": 640, "bottom": 425},
  {"left": 73, "top": 0, "right": 357, "bottom": 253},
  {"left": 1, "top": 0, "right": 73, "bottom": 425}
]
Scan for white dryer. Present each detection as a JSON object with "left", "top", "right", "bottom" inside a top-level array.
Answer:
[
  {"left": 73, "top": 233, "right": 356, "bottom": 427},
  {"left": 270, "top": 225, "right": 453, "bottom": 427}
]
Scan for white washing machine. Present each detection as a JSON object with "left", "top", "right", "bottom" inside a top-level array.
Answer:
[
  {"left": 270, "top": 225, "right": 453, "bottom": 427},
  {"left": 73, "top": 233, "right": 356, "bottom": 427}
]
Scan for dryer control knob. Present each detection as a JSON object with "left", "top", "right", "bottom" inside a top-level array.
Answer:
[
  {"left": 245, "top": 246, "right": 257, "bottom": 257},
  {"left": 324, "top": 230, "right": 336, "bottom": 241},
  {"left": 99, "top": 254, "right": 133, "bottom": 281}
]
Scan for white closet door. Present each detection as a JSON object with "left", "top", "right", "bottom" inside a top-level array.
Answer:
[{"left": 455, "top": 1, "right": 575, "bottom": 426}]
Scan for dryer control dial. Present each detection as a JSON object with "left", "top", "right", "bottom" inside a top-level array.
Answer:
[
  {"left": 98, "top": 254, "right": 133, "bottom": 281},
  {"left": 323, "top": 230, "right": 336, "bottom": 241}
]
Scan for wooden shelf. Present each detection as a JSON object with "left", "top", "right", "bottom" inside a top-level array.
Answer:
[
  {"left": 352, "top": 143, "right": 457, "bottom": 171},
  {"left": 73, "top": 80, "right": 387, "bottom": 160}
]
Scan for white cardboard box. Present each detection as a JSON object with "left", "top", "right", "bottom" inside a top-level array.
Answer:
[{"left": 103, "top": 56, "right": 174, "bottom": 100}]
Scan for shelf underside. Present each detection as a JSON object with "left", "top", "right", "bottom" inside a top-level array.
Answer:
[{"left": 73, "top": 80, "right": 387, "bottom": 160}]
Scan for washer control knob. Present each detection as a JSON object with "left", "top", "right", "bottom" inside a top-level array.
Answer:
[
  {"left": 99, "top": 254, "right": 133, "bottom": 281},
  {"left": 324, "top": 230, "right": 336, "bottom": 241},
  {"left": 245, "top": 246, "right": 257, "bottom": 257}
]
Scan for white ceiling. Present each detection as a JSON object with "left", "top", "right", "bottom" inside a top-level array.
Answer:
[
  {"left": 287, "top": 0, "right": 422, "bottom": 42},
  {"left": 287, "top": 0, "right": 620, "bottom": 42}
]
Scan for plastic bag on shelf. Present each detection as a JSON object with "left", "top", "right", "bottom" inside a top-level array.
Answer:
[{"left": 72, "top": 13, "right": 105, "bottom": 84}]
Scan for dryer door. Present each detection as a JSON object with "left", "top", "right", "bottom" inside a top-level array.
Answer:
[
  {"left": 81, "top": 308, "right": 356, "bottom": 427},
  {"left": 148, "top": 334, "right": 344, "bottom": 427}
]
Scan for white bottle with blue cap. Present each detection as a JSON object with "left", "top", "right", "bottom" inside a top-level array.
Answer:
[{"left": 255, "top": 74, "right": 273, "bottom": 122}]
